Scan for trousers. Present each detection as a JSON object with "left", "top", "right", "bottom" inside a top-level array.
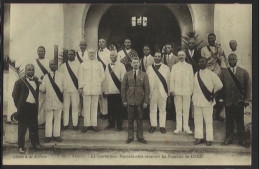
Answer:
[
  {"left": 38, "top": 92, "right": 46, "bottom": 125},
  {"left": 194, "top": 106, "right": 214, "bottom": 141},
  {"left": 174, "top": 95, "right": 191, "bottom": 131},
  {"left": 45, "top": 109, "right": 62, "bottom": 137},
  {"left": 225, "top": 105, "right": 245, "bottom": 141},
  {"left": 149, "top": 93, "right": 167, "bottom": 127},
  {"left": 107, "top": 94, "right": 123, "bottom": 129},
  {"left": 18, "top": 102, "right": 40, "bottom": 148},
  {"left": 63, "top": 92, "right": 80, "bottom": 126},
  {"left": 127, "top": 105, "right": 144, "bottom": 139},
  {"left": 83, "top": 95, "right": 99, "bottom": 126},
  {"left": 99, "top": 94, "right": 108, "bottom": 115}
]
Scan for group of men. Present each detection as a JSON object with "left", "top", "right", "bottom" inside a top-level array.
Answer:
[{"left": 12, "top": 33, "right": 251, "bottom": 154}]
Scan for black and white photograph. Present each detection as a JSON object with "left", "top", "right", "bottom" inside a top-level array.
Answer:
[{"left": 2, "top": 2, "right": 256, "bottom": 166}]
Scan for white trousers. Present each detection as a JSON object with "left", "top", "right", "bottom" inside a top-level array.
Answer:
[
  {"left": 174, "top": 95, "right": 191, "bottom": 131},
  {"left": 45, "top": 109, "right": 62, "bottom": 137},
  {"left": 149, "top": 93, "right": 167, "bottom": 127},
  {"left": 83, "top": 95, "right": 99, "bottom": 126},
  {"left": 38, "top": 92, "right": 46, "bottom": 125},
  {"left": 99, "top": 94, "right": 108, "bottom": 115},
  {"left": 63, "top": 92, "right": 80, "bottom": 126},
  {"left": 194, "top": 106, "right": 214, "bottom": 141}
]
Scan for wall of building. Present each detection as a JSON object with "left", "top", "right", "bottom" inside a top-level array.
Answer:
[{"left": 214, "top": 4, "right": 252, "bottom": 77}]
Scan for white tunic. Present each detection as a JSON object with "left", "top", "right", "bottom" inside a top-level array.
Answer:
[
  {"left": 104, "top": 62, "right": 126, "bottom": 95},
  {"left": 59, "top": 60, "right": 80, "bottom": 93},
  {"left": 32, "top": 58, "right": 51, "bottom": 80},
  {"left": 192, "top": 69, "right": 223, "bottom": 107},
  {"left": 146, "top": 63, "right": 170, "bottom": 99},
  {"left": 170, "top": 61, "right": 194, "bottom": 96},
  {"left": 78, "top": 60, "right": 105, "bottom": 95}
]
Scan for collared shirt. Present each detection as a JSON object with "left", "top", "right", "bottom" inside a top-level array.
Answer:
[
  {"left": 133, "top": 69, "right": 139, "bottom": 76},
  {"left": 192, "top": 68, "right": 223, "bottom": 107},
  {"left": 97, "top": 47, "right": 111, "bottom": 66},
  {"left": 26, "top": 77, "right": 36, "bottom": 103},
  {"left": 59, "top": 60, "right": 80, "bottom": 93},
  {"left": 229, "top": 66, "right": 237, "bottom": 74},
  {"left": 188, "top": 49, "right": 195, "bottom": 58}
]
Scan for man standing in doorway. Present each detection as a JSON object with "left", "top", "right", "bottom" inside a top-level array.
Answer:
[
  {"left": 140, "top": 45, "right": 154, "bottom": 72},
  {"left": 118, "top": 38, "right": 138, "bottom": 72},
  {"left": 121, "top": 58, "right": 150, "bottom": 144},
  {"left": 146, "top": 51, "right": 170, "bottom": 133},
  {"left": 97, "top": 38, "right": 111, "bottom": 120},
  {"left": 185, "top": 38, "right": 201, "bottom": 73},
  {"left": 162, "top": 43, "right": 178, "bottom": 71}
]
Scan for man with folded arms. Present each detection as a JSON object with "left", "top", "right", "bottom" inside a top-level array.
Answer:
[
  {"left": 170, "top": 50, "right": 194, "bottom": 134},
  {"left": 146, "top": 51, "right": 170, "bottom": 134},
  {"left": 40, "top": 60, "right": 64, "bottom": 143},
  {"left": 59, "top": 50, "right": 80, "bottom": 130},
  {"left": 104, "top": 50, "right": 126, "bottom": 131},
  {"left": 78, "top": 48, "right": 105, "bottom": 132},
  {"left": 193, "top": 57, "right": 223, "bottom": 146},
  {"left": 219, "top": 54, "right": 251, "bottom": 148},
  {"left": 121, "top": 57, "right": 150, "bottom": 144},
  {"left": 12, "top": 64, "right": 42, "bottom": 154}
]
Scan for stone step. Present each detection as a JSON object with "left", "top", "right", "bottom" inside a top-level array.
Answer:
[{"left": 67, "top": 118, "right": 226, "bottom": 130}]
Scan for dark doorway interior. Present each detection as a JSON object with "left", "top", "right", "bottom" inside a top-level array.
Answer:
[{"left": 98, "top": 5, "right": 181, "bottom": 58}]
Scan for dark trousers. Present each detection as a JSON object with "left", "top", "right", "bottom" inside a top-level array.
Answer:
[
  {"left": 18, "top": 103, "right": 40, "bottom": 148},
  {"left": 127, "top": 105, "right": 144, "bottom": 139},
  {"left": 225, "top": 104, "right": 245, "bottom": 142},
  {"left": 107, "top": 94, "right": 123, "bottom": 129}
]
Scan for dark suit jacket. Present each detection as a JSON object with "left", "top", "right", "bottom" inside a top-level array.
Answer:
[
  {"left": 219, "top": 66, "right": 251, "bottom": 106},
  {"left": 185, "top": 49, "right": 201, "bottom": 73},
  {"left": 121, "top": 70, "right": 150, "bottom": 106},
  {"left": 12, "top": 77, "right": 39, "bottom": 113}
]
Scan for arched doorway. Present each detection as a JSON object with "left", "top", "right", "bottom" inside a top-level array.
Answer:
[{"left": 98, "top": 5, "right": 181, "bottom": 57}]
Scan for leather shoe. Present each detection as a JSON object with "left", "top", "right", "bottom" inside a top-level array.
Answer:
[
  {"left": 138, "top": 138, "right": 147, "bottom": 144},
  {"left": 126, "top": 139, "right": 133, "bottom": 144},
  {"left": 73, "top": 126, "right": 79, "bottom": 130},
  {"left": 54, "top": 137, "right": 62, "bottom": 142},
  {"left": 149, "top": 127, "right": 156, "bottom": 133},
  {"left": 44, "top": 137, "right": 52, "bottom": 143},
  {"left": 81, "top": 126, "right": 89, "bottom": 133},
  {"left": 62, "top": 125, "right": 69, "bottom": 130},
  {"left": 92, "top": 127, "right": 99, "bottom": 132},
  {"left": 239, "top": 141, "right": 250, "bottom": 148},
  {"left": 19, "top": 148, "right": 26, "bottom": 154},
  {"left": 194, "top": 139, "right": 204, "bottom": 145},
  {"left": 104, "top": 125, "right": 115, "bottom": 130},
  {"left": 221, "top": 139, "right": 233, "bottom": 146},
  {"left": 32, "top": 145, "right": 43, "bottom": 150},
  {"left": 206, "top": 141, "right": 212, "bottom": 146},
  {"left": 160, "top": 127, "right": 166, "bottom": 133}
]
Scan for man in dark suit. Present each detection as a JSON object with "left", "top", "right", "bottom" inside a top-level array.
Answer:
[
  {"left": 12, "top": 64, "right": 42, "bottom": 153},
  {"left": 185, "top": 38, "right": 201, "bottom": 73},
  {"left": 121, "top": 57, "right": 150, "bottom": 144},
  {"left": 219, "top": 54, "right": 251, "bottom": 148}
]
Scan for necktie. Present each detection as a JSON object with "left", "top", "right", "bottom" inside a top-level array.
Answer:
[
  {"left": 134, "top": 70, "right": 136, "bottom": 81},
  {"left": 53, "top": 72, "right": 55, "bottom": 82},
  {"left": 82, "top": 52, "right": 84, "bottom": 57},
  {"left": 232, "top": 68, "right": 235, "bottom": 74}
]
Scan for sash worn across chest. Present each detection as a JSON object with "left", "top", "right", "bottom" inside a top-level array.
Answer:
[
  {"left": 97, "top": 51, "right": 106, "bottom": 70},
  {"left": 21, "top": 77, "right": 38, "bottom": 107},
  {"left": 108, "top": 64, "right": 121, "bottom": 91},
  {"left": 152, "top": 65, "right": 168, "bottom": 94},
  {"left": 227, "top": 67, "right": 244, "bottom": 97},
  {"left": 47, "top": 73, "right": 63, "bottom": 102},
  {"left": 65, "top": 61, "right": 78, "bottom": 89},
  {"left": 76, "top": 52, "right": 83, "bottom": 63},
  {"left": 36, "top": 59, "right": 48, "bottom": 75},
  {"left": 197, "top": 71, "right": 214, "bottom": 102}
]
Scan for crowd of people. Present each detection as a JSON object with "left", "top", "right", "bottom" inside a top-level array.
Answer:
[{"left": 11, "top": 33, "right": 252, "bottom": 154}]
